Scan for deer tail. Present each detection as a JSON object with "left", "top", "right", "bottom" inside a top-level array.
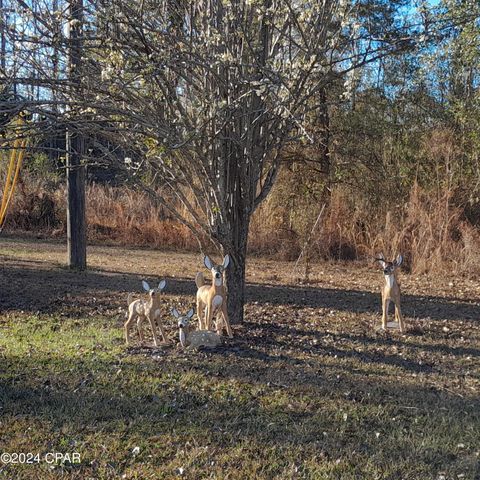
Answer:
[
  {"left": 127, "top": 293, "right": 134, "bottom": 306},
  {"left": 195, "top": 272, "right": 205, "bottom": 289}
]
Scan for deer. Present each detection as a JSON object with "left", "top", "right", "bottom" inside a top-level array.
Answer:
[
  {"left": 124, "top": 279, "right": 168, "bottom": 346},
  {"left": 195, "top": 254, "right": 233, "bottom": 337},
  {"left": 172, "top": 308, "right": 222, "bottom": 349},
  {"left": 376, "top": 253, "right": 405, "bottom": 333}
]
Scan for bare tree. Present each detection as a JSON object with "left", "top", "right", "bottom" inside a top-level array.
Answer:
[
  {"left": 86, "top": 0, "right": 380, "bottom": 323},
  {"left": 1, "top": 0, "right": 422, "bottom": 323},
  {"left": 81, "top": 0, "right": 353, "bottom": 322}
]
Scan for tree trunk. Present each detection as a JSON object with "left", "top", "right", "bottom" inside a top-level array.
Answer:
[
  {"left": 223, "top": 231, "right": 248, "bottom": 325},
  {"left": 317, "top": 87, "right": 331, "bottom": 176}
]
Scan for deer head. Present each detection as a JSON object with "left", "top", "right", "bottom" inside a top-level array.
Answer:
[
  {"left": 204, "top": 255, "right": 230, "bottom": 286},
  {"left": 172, "top": 308, "right": 194, "bottom": 347},
  {"left": 142, "top": 279, "right": 167, "bottom": 299},
  {"left": 376, "top": 253, "right": 403, "bottom": 276}
]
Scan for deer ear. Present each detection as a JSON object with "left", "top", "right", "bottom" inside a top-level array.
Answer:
[
  {"left": 376, "top": 253, "right": 386, "bottom": 269},
  {"left": 171, "top": 308, "right": 180, "bottom": 318},
  {"left": 158, "top": 280, "right": 166, "bottom": 290},
  {"left": 204, "top": 255, "right": 213, "bottom": 270},
  {"left": 142, "top": 280, "right": 150, "bottom": 291},
  {"left": 395, "top": 254, "right": 403, "bottom": 266},
  {"left": 222, "top": 254, "right": 230, "bottom": 269},
  {"left": 187, "top": 308, "right": 194, "bottom": 319}
]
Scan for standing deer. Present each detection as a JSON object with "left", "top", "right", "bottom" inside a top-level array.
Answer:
[
  {"left": 125, "top": 280, "right": 168, "bottom": 346},
  {"left": 195, "top": 254, "right": 233, "bottom": 337},
  {"left": 376, "top": 253, "right": 405, "bottom": 333}
]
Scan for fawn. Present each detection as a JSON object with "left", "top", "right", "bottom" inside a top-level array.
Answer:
[
  {"left": 195, "top": 254, "right": 233, "bottom": 337},
  {"left": 376, "top": 253, "right": 405, "bottom": 333},
  {"left": 172, "top": 308, "right": 222, "bottom": 349},
  {"left": 125, "top": 280, "right": 168, "bottom": 346}
]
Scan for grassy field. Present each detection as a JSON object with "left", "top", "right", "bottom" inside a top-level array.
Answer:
[{"left": 0, "top": 236, "right": 479, "bottom": 479}]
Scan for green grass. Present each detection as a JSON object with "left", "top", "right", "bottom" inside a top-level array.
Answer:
[{"left": 0, "top": 313, "right": 478, "bottom": 480}]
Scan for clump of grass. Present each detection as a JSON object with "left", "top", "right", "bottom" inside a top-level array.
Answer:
[
  {"left": 313, "top": 183, "right": 480, "bottom": 275},
  {"left": 85, "top": 183, "right": 198, "bottom": 250}
]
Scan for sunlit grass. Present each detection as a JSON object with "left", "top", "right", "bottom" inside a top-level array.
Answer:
[{"left": 0, "top": 312, "right": 478, "bottom": 479}]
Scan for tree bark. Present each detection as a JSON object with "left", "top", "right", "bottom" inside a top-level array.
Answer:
[
  {"left": 66, "top": 130, "right": 86, "bottom": 269},
  {"left": 223, "top": 225, "right": 248, "bottom": 325},
  {"left": 317, "top": 87, "right": 331, "bottom": 176},
  {"left": 66, "top": 0, "right": 86, "bottom": 270}
]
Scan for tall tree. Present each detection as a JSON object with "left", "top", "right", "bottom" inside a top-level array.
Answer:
[{"left": 85, "top": 0, "right": 416, "bottom": 323}]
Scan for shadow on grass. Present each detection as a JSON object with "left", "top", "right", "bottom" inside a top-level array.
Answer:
[
  {"left": 0, "top": 348, "right": 478, "bottom": 480},
  {"left": 238, "top": 321, "right": 480, "bottom": 362},
  {"left": 0, "top": 262, "right": 478, "bottom": 322},
  {"left": 326, "top": 330, "right": 480, "bottom": 359},
  {"left": 0, "top": 351, "right": 478, "bottom": 438},
  {"left": 220, "top": 322, "right": 436, "bottom": 374}
]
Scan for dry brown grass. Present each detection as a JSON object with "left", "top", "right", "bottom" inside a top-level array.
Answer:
[
  {"left": 314, "top": 184, "right": 480, "bottom": 275},
  {"left": 4, "top": 173, "right": 479, "bottom": 275},
  {"left": 85, "top": 183, "right": 198, "bottom": 250}
]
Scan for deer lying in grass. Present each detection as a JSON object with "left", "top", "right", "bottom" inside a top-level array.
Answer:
[
  {"left": 172, "top": 308, "right": 222, "bottom": 349},
  {"left": 195, "top": 254, "right": 233, "bottom": 337},
  {"left": 125, "top": 280, "right": 167, "bottom": 346},
  {"left": 376, "top": 253, "right": 405, "bottom": 333}
]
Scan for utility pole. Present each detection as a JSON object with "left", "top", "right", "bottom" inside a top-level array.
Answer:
[{"left": 66, "top": 0, "right": 86, "bottom": 270}]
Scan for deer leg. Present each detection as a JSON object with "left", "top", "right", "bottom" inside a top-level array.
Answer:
[
  {"left": 214, "top": 310, "right": 224, "bottom": 335},
  {"left": 156, "top": 319, "right": 168, "bottom": 344},
  {"left": 395, "top": 301, "right": 405, "bottom": 333},
  {"left": 221, "top": 303, "right": 233, "bottom": 338},
  {"left": 147, "top": 313, "right": 160, "bottom": 347},
  {"left": 215, "top": 315, "right": 223, "bottom": 336},
  {"left": 205, "top": 304, "right": 213, "bottom": 331},
  {"left": 136, "top": 317, "right": 145, "bottom": 345},
  {"left": 197, "top": 300, "right": 205, "bottom": 330},
  {"left": 381, "top": 296, "right": 389, "bottom": 330},
  {"left": 124, "top": 311, "right": 136, "bottom": 346}
]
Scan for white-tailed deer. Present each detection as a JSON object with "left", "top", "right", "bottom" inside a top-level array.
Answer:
[
  {"left": 376, "top": 253, "right": 405, "bottom": 333},
  {"left": 125, "top": 280, "right": 167, "bottom": 346},
  {"left": 195, "top": 255, "right": 233, "bottom": 337},
  {"left": 172, "top": 308, "right": 222, "bottom": 349}
]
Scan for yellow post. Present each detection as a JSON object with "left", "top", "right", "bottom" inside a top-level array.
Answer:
[
  {"left": 0, "top": 115, "right": 28, "bottom": 229},
  {"left": 0, "top": 135, "right": 20, "bottom": 216}
]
